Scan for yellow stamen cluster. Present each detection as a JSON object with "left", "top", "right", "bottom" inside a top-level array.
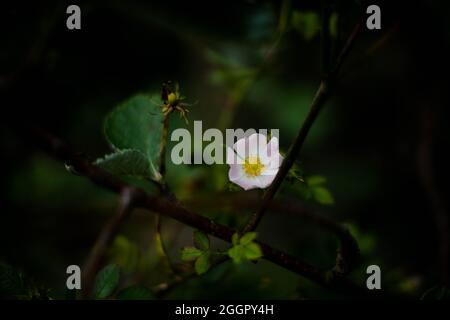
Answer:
[{"left": 243, "top": 156, "right": 265, "bottom": 177}]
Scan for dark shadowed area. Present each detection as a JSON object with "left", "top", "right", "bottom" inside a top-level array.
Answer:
[{"left": 1, "top": 0, "right": 450, "bottom": 300}]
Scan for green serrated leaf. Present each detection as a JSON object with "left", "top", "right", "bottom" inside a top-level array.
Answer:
[
  {"left": 239, "top": 232, "right": 257, "bottom": 245},
  {"left": 307, "top": 175, "right": 327, "bottom": 186},
  {"left": 193, "top": 231, "right": 210, "bottom": 251},
  {"left": 228, "top": 245, "right": 245, "bottom": 264},
  {"left": 104, "top": 95, "right": 163, "bottom": 180},
  {"left": 180, "top": 247, "right": 203, "bottom": 261},
  {"left": 95, "top": 149, "right": 152, "bottom": 178},
  {"left": 116, "top": 286, "right": 154, "bottom": 300},
  {"left": 94, "top": 264, "right": 120, "bottom": 299},
  {"left": 312, "top": 186, "right": 335, "bottom": 205},
  {"left": 243, "top": 243, "right": 263, "bottom": 260},
  {"left": 195, "top": 253, "right": 211, "bottom": 275}
]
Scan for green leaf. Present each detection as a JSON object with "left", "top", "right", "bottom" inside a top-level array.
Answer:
[
  {"left": 95, "top": 149, "right": 152, "bottom": 178},
  {"left": 228, "top": 245, "right": 245, "bottom": 264},
  {"left": 312, "top": 186, "right": 335, "bottom": 205},
  {"left": 104, "top": 95, "right": 163, "bottom": 180},
  {"left": 195, "top": 253, "right": 211, "bottom": 275},
  {"left": 231, "top": 233, "right": 239, "bottom": 246},
  {"left": 116, "top": 286, "right": 154, "bottom": 300},
  {"left": 239, "top": 232, "right": 257, "bottom": 245},
  {"left": 421, "top": 285, "right": 450, "bottom": 300},
  {"left": 94, "top": 264, "right": 120, "bottom": 299},
  {"left": 307, "top": 175, "right": 327, "bottom": 186},
  {"left": 243, "top": 243, "right": 263, "bottom": 260},
  {"left": 227, "top": 233, "right": 263, "bottom": 264},
  {"left": 180, "top": 247, "right": 203, "bottom": 261},
  {"left": 193, "top": 231, "right": 210, "bottom": 251}
]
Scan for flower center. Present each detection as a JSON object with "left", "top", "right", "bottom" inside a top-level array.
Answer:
[{"left": 243, "top": 156, "right": 265, "bottom": 177}]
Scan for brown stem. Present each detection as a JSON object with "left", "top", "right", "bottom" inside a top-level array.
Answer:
[
  {"left": 242, "top": 21, "right": 363, "bottom": 234},
  {"left": 154, "top": 111, "right": 177, "bottom": 273},
  {"left": 82, "top": 187, "right": 135, "bottom": 298},
  {"left": 155, "top": 214, "right": 176, "bottom": 274},
  {"left": 159, "top": 114, "right": 170, "bottom": 177},
  {"left": 189, "top": 193, "right": 359, "bottom": 276},
  {"left": 32, "top": 127, "right": 364, "bottom": 294}
]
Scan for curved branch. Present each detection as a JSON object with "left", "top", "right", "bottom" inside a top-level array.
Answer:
[
  {"left": 243, "top": 21, "right": 363, "bottom": 233},
  {"left": 32, "top": 127, "right": 364, "bottom": 294},
  {"left": 82, "top": 187, "right": 135, "bottom": 298},
  {"left": 187, "top": 193, "right": 360, "bottom": 276}
]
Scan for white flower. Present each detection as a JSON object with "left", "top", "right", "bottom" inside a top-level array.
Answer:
[{"left": 227, "top": 133, "right": 283, "bottom": 190}]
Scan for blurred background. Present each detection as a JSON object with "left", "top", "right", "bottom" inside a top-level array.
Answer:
[{"left": 1, "top": 0, "right": 450, "bottom": 299}]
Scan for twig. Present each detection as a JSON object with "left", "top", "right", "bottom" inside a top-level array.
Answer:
[
  {"left": 82, "top": 187, "right": 135, "bottom": 298},
  {"left": 153, "top": 256, "right": 229, "bottom": 298},
  {"left": 242, "top": 21, "right": 363, "bottom": 234},
  {"left": 154, "top": 110, "right": 177, "bottom": 274},
  {"left": 189, "top": 193, "right": 359, "bottom": 276},
  {"left": 32, "top": 127, "right": 365, "bottom": 294},
  {"left": 154, "top": 194, "right": 360, "bottom": 297},
  {"left": 159, "top": 113, "right": 170, "bottom": 177},
  {"left": 154, "top": 214, "right": 176, "bottom": 275}
]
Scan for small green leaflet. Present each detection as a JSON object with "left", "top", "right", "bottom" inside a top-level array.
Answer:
[
  {"left": 193, "top": 231, "right": 210, "bottom": 251},
  {"left": 180, "top": 247, "right": 203, "bottom": 261},
  {"left": 194, "top": 253, "right": 211, "bottom": 275},
  {"left": 227, "top": 232, "right": 263, "bottom": 264},
  {"left": 94, "top": 264, "right": 120, "bottom": 299}
]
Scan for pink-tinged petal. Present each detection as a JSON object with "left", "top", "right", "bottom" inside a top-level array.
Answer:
[
  {"left": 233, "top": 176, "right": 258, "bottom": 190},
  {"left": 247, "top": 133, "right": 267, "bottom": 157},
  {"left": 256, "top": 174, "right": 276, "bottom": 188},
  {"left": 262, "top": 167, "right": 279, "bottom": 176},
  {"left": 269, "top": 152, "right": 283, "bottom": 169},
  {"left": 228, "top": 163, "right": 245, "bottom": 182},
  {"left": 226, "top": 147, "right": 238, "bottom": 164},
  {"left": 233, "top": 137, "right": 248, "bottom": 162},
  {"left": 259, "top": 135, "right": 276, "bottom": 165},
  {"left": 267, "top": 136, "right": 279, "bottom": 157}
]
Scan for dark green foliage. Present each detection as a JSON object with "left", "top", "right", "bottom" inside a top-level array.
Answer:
[{"left": 94, "top": 264, "right": 120, "bottom": 299}]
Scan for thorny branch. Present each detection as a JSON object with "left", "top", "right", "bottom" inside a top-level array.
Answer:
[
  {"left": 32, "top": 127, "right": 365, "bottom": 296},
  {"left": 153, "top": 194, "right": 359, "bottom": 297},
  {"left": 25, "top": 19, "right": 365, "bottom": 299},
  {"left": 242, "top": 21, "right": 363, "bottom": 233},
  {"left": 154, "top": 107, "right": 177, "bottom": 274}
]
